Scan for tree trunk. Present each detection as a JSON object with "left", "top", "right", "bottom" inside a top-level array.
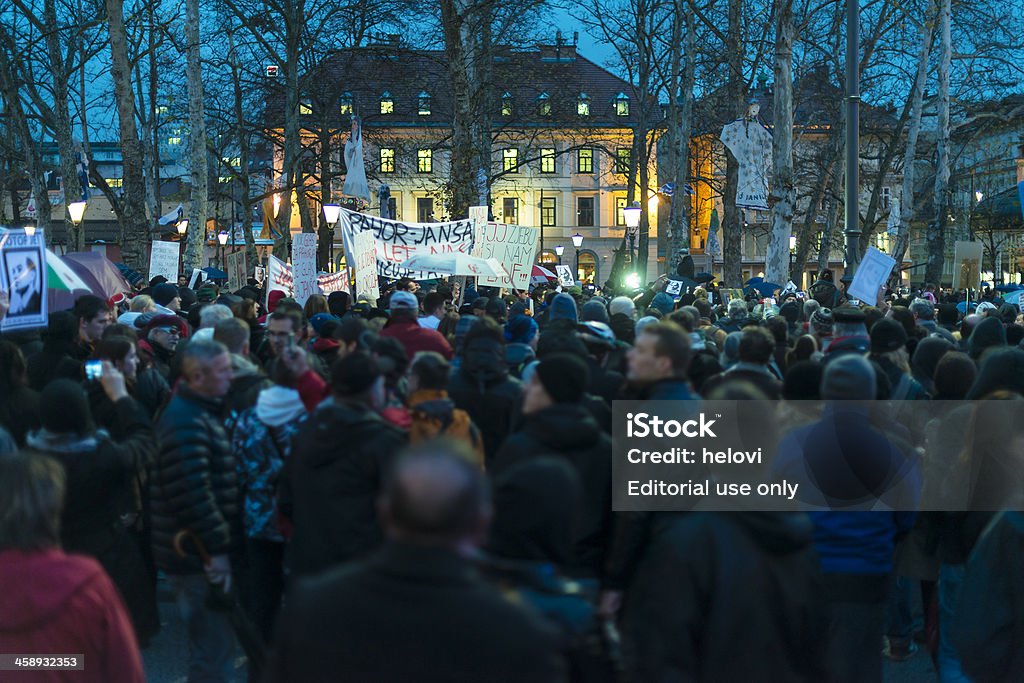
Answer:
[
  {"left": 105, "top": 0, "right": 150, "bottom": 270},
  {"left": 721, "top": 0, "right": 745, "bottom": 286},
  {"left": 666, "top": 3, "right": 695, "bottom": 271},
  {"left": 765, "top": 0, "right": 795, "bottom": 286},
  {"left": 893, "top": 0, "right": 937, "bottom": 270},
  {"left": 183, "top": 0, "right": 209, "bottom": 270},
  {"left": 925, "top": 0, "right": 951, "bottom": 286},
  {"left": 274, "top": 10, "right": 302, "bottom": 261},
  {"left": 818, "top": 150, "right": 845, "bottom": 274},
  {"left": 228, "top": 29, "right": 257, "bottom": 277}
]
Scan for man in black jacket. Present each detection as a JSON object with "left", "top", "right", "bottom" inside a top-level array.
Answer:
[
  {"left": 283, "top": 351, "right": 406, "bottom": 578},
  {"left": 151, "top": 339, "right": 239, "bottom": 682},
  {"left": 266, "top": 442, "right": 565, "bottom": 683}
]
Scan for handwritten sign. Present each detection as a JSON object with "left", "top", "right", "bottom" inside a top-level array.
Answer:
[
  {"left": 225, "top": 250, "right": 247, "bottom": 291},
  {"left": 472, "top": 222, "right": 538, "bottom": 290},
  {"left": 147, "top": 240, "right": 179, "bottom": 284},
  {"left": 353, "top": 231, "right": 380, "bottom": 302},
  {"left": 292, "top": 233, "right": 318, "bottom": 306}
]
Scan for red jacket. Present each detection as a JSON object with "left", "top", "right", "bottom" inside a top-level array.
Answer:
[
  {"left": 379, "top": 320, "right": 453, "bottom": 360},
  {"left": 0, "top": 549, "right": 144, "bottom": 683}
]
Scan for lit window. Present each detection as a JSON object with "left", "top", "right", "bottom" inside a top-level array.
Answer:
[
  {"left": 417, "top": 149, "right": 433, "bottom": 173},
  {"left": 380, "top": 148, "right": 395, "bottom": 173},
  {"left": 418, "top": 91, "right": 431, "bottom": 116},
  {"left": 577, "top": 93, "right": 590, "bottom": 116},
  {"left": 503, "top": 148, "right": 518, "bottom": 173},
  {"left": 537, "top": 93, "right": 551, "bottom": 117},
  {"left": 502, "top": 197, "right": 518, "bottom": 223},
  {"left": 577, "top": 148, "right": 593, "bottom": 174},
  {"left": 155, "top": 105, "right": 169, "bottom": 116},
  {"left": 105, "top": 178, "right": 123, "bottom": 188},
  {"left": 299, "top": 99, "right": 313, "bottom": 115},
  {"left": 615, "top": 196, "right": 627, "bottom": 226},
  {"left": 540, "top": 148, "right": 556, "bottom": 174},
  {"left": 501, "top": 92, "right": 513, "bottom": 117},
  {"left": 380, "top": 92, "right": 394, "bottom": 115},
  {"left": 339, "top": 92, "right": 353, "bottom": 115},
  {"left": 615, "top": 147, "right": 631, "bottom": 174},
  {"left": 168, "top": 128, "right": 182, "bottom": 146},
  {"left": 223, "top": 156, "right": 241, "bottom": 168},
  {"left": 614, "top": 92, "right": 630, "bottom": 116},
  {"left": 219, "top": 176, "right": 233, "bottom": 184},
  {"left": 541, "top": 197, "right": 556, "bottom": 227}
]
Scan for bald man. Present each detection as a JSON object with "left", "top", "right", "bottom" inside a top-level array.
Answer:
[{"left": 266, "top": 441, "right": 566, "bottom": 683}]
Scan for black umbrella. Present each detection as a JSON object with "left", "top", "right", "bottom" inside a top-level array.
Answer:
[
  {"left": 694, "top": 272, "right": 714, "bottom": 283},
  {"left": 174, "top": 530, "right": 266, "bottom": 676}
]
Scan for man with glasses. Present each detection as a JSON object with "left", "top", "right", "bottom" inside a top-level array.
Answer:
[{"left": 141, "top": 314, "right": 187, "bottom": 381}]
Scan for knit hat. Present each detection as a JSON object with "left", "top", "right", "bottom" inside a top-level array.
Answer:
[
  {"left": 389, "top": 290, "right": 418, "bottom": 311},
  {"left": 779, "top": 300, "right": 800, "bottom": 324},
  {"left": 580, "top": 300, "right": 610, "bottom": 324},
  {"left": 937, "top": 303, "right": 959, "bottom": 326},
  {"left": 810, "top": 307, "right": 834, "bottom": 335},
  {"left": 504, "top": 314, "right": 538, "bottom": 344},
  {"left": 968, "top": 316, "right": 1007, "bottom": 359},
  {"left": 609, "top": 296, "right": 636, "bottom": 318},
  {"left": 821, "top": 354, "right": 876, "bottom": 400},
  {"left": 309, "top": 312, "right": 340, "bottom": 335},
  {"left": 141, "top": 313, "right": 189, "bottom": 337},
  {"left": 870, "top": 317, "right": 907, "bottom": 353},
  {"left": 783, "top": 360, "right": 823, "bottom": 400},
  {"left": 486, "top": 297, "right": 508, "bottom": 322},
  {"left": 635, "top": 315, "right": 659, "bottom": 337},
  {"left": 39, "top": 379, "right": 93, "bottom": 435},
  {"left": 196, "top": 284, "right": 219, "bottom": 304},
  {"left": 549, "top": 293, "right": 578, "bottom": 323},
  {"left": 330, "top": 351, "right": 382, "bottom": 396},
  {"left": 650, "top": 292, "right": 675, "bottom": 316},
  {"left": 534, "top": 353, "right": 590, "bottom": 404},
  {"left": 267, "top": 289, "right": 287, "bottom": 313},
  {"left": 151, "top": 282, "right": 179, "bottom": 307}
]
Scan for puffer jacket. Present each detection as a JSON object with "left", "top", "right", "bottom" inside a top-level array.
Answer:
[{"left": 151, "top": 385, "right": 239, "bottom": 574}]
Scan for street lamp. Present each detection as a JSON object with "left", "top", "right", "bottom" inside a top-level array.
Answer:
[
  {"left": 177, "top": 219, "right": 188, "bottom": 237},
  {"left": 789, "top": 234, "right": 798, "bottom": 285},
  {"left": 975, "top": 190, "right": 984, "bottom": 204},
  {"left": 623, "top": 201, "right": 641, "bottom": 270},
  {"left": 23, "top": 224, "right": 35, "bottom": 237},
  {"left": 555, "top": 244, "right": 564, "bottom": 265},
  {"left": 572, "top": 232, "right": 583, "bottom": 282},
  {"left": 323, "top": 204, "right": 341, "bottom": 272},
  {"left": 218, "top": 230, "right": 229, "bottom": 269},
  {"left": 67, "top": 200, "right": 87, "bottom": 225}
]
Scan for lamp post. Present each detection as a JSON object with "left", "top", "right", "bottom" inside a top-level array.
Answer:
[
  {"left": 323, "top": 204, "right": 341, "bottom": 272},
  {"left": 623, "top": 201, "right": 641, "bottom": 284},
  {"left": 572, "top": 232, "right": 584, "bottom": 283},
  {"left": 789, "top": 234, "right": 797, "bottom": 284},
  {"left": 555, "top": 244, "right": 564, "bottom": 265},
  {"left": 218, "top": 230, "right": 229, "bottom": 269},
  {"left": 23, "top": 224, "right": 35, "bottom": 237}
]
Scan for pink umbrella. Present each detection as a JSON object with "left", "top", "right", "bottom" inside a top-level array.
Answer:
[{"left": 61, "top": 252, "right": 132, "bottom": 301}]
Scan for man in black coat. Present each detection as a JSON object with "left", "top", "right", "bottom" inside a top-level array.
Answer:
[
  {"left": 151, "top": 339, "right": 240, "bottom": 681},
  {"left": 266, "top": 442, "right": 565, "bottom": 683},
  {"left": 492, "top": 353, "right": 612, "bottom": 578},
  {"left": 283, "top": 351, "right": 407, "bottom": 578}
]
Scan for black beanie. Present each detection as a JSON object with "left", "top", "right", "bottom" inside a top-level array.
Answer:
[
  {"left": 330, "top": 351, "right": 382, "bottom": 396},
  {"left": 870, "top": 317, "right": 907, "bottom": 353},
  {"left": 783, "top": 360, "right": 822, "bottom": 400},
  {"left": 40, "top": 379, "right": 94, "bottom": 435},
  {"left": 534, "top": 353, "right": 590, "bottom": 404},
  {"left": 968, "top": 317, "right": 1007, "bottom": 359}
]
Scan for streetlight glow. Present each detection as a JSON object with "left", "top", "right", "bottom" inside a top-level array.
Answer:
[
  {"left": 67, "top": 201, "right": 87, "bottom": 225},
  {"left": 177, "top": 219, "right": 188, "bottom": 236},
  {"left": 23, "top": 225, "right": 35, "bottom": 237},
  {"left": 622, "top": 202, "right": 642, "bottom": 229},
  {"left": 789, "top": 235, "right": 797, "bottom": 251},
  {"left": 555, "top": 245, "right": 564, "bottom": 257},
  {"left": 218, "top": 231, "right": 229, "bottom": 246},
  {"left": 323, "top": 204, "right": 342, "bottom": 225},
  {"left": 975, "top": 190, "right": 984, "bottom": 203},
  {"left": 571, "top": 232, "right": 584, "bottom": 248}
]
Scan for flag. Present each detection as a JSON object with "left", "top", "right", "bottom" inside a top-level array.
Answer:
[
  {"left": 46, "top": 249, "right": 90, "bottom": 292},
  {"left": 158, "top": 204, "right": 184, "bottom": 226}
]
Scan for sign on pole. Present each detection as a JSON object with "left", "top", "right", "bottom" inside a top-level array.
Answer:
[
  {"left": 952, "top": 241, "right": 984, "bottom": 291},
  {"left": 472, "top": 222, "right": 539, "bottom": 290},
  {"left": 292, "top": 233, "right": 318, "bottom": 306},
  {"left": 353, "top": 231, "right": 380, "bottom": 302},
  {"left": 225, "top": 250, "right": 247, "bottom": 291},
  {"left": 148, "top": 240, "right": 179, "bottom": 284},
  {"left": 848, "top": 247, "right": 896, "bottom": 304},
  {"left": 555, "top": 264, "right": 575, "bottom": 288},
  {"left": 0, "top": 228, "right": 47, "bottom": 331}
]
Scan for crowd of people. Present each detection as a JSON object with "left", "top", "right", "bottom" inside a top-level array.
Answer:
[{"left": 0, "top": 267, "right": 1022, "bottom": 682}]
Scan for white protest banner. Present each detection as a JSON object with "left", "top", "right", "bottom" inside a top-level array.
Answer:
[
  {"left": 952, "top": 241, "right": 984, "bottom": 291},
  {"left": 472, "top": 222, "right": 539, "bottom": 290},
  {"left": 469, "top": 206, "right": 488, "bottom": 225},
  {"left": 317, "top": 271, "right": 349, "bottom": 297},
  {"left": 353, "top": 231, "right": 380, "bottom": 302},
  {"left": 848, "top": 247, "right": 897, "bottom": 304},
  {"left": 148, "top": 241, "right": 179, "bottom": 284},
  {"left": 720, "top": 120, "right": 772, "bottom": 210},
  {"left": 225, "top": 250, "right": 247, "bottom": 291},
  {"left": 0, "top": 228, "right": 47, "bottom": 331},
  {"left": 292, "top": 233, "right": 318, "bottom": 306},
  {"left": 188, "top": 268, "right": 203, "bottom": 290},
  {"left": 665, "top": 279, "right": 684, "bottom": 296},
  {"left": 339, "top": 208, "right": 475, "bottom": 280},
  {"left": 555, "top": 264, "right": 575, "bottom": 288},
  {"left": 266, "top": 255, "right": 293, "bottom": 310}
]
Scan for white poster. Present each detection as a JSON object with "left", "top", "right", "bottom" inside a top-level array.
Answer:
[
  {"left": 555, "top": 264, "right": 575, "bottom": 288},
  {"left": 339, "top": 208, "right": 475, "bottom": 280},
  {"left": 0, "top": 228, "right": 48, "bottom": 331},
  {"left": 848, "top": 247, "right": 897, "bottom": 305},
  {"left": 148, "top": 240, "right": 180, "bottom": 284},
  {"left": 720, "top": 119, "right": 772, "bottom": 210},
  {"left": 266, "top": 255, "right": 293, "bottom": 309},
  {"left": 469, "top": 206, "right": 489, "bottom": 225},
  {"left": 225, "top": 250, "right": 247, "bottom": 291},
  {"left": 353, "top": 231, "right": 380, "bottom": 302},
  {"left": 952, "top": 241, "right": 984, "bottom": 291},
  {"left": 292, "top": 233, "right": 318, "bottom": 306},
  {"left": 472, "top": 222, "right": 539, "bottom": 291},
  {"left": 188, "top": 268, "right": 204, "bottom": 290}
]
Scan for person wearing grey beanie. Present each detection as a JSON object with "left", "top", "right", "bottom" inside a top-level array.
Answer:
[{"left": 820, "top": 354, "right": 876, "bottom": 400}]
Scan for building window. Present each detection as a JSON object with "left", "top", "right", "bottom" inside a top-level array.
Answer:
[
  {"left": 577, "top": 196, "right": 595, "bottom": 227},
  {"left": 502, "top": 197, "right": 518, "bottom": 224},
  {"left": 167, "top": 129, "right": 182, "bottom": 146},
  {"left": 417, "top": 197, "right": 434, "bottom": 222},
  {"left": 380, "top": 91, "right": 394, "bottom": 115},
  {"left": 538, "top": 249, "right": 557, "bottom": 265},
  {"left": 615, "top": 196, "right": 627, "bottom": 226},
  {"left": 417, "top": 149, "right": 433, "bottom": 173},
  {"left": 339, "top": 92, "right": 353, "bottom": 115},
  {"left": 387, "top": 196, "right": 398, "bottom": 220},
  {"left": 541, "top": 196, "right": 556, "bottom": 227},
  {"left": 881, "top": 186, "right": 891, "bottom": 210},
  {"left": 614, "top": 92, "right": 630, "bottom": 117},
  {"left": 501, "top": 92, "right": 513, "bottom": 117},
  {"left": 578, "top": 250, "right": 597, "bottom": 283},
  {"left": 380, "top": 148, "right": 395, "bottom": 174},
  {"left": 537, "top": 92, "right": 551, "bottom": 117},
  {"left": 299, "top": 99, "right": 312, "bottom": 115},
  {"left": 105, "top": 178, "right": 123, "bottom": 188},
  {"left": 615, "top": 147, "right": 631, "bottom": 174},
  {"left": 577, "top": 93, "right": 590, "bottom": 116},
  {"left": 503, "top": 148, "right": 519, "bottom": 173},
  {"left": 155, "top": 105, "right": 169, "bottom": 116},
  {"left": 577, "top": 148, "right": 593, "bottom": 174},
  {"left": 540, "top": 148, "right": 556, "bottom": 174},
  {"left": 418, "top": 91, "right": 431, "bottom": 116}
]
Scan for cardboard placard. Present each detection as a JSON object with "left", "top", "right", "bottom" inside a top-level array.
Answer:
[
  {"left": 148, "top": 240, "right": 179, "bottom": 284},
  {"left": 292, "top": 233, "right": 318, "bottom": 306},
  {"left": 353, "top": 231, "right": 380, "bottom": 302},
  {"left": 555, "top": 264, "right": 575, "bottom": 288}
]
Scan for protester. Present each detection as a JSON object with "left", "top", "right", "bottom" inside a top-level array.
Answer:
[
  {"left": 73, "top": 295, "right": 114, "bottom": 358},
  {"left": 380, "top": 290, "right": 453, "bottom": 359},
  {"left": 700, "top": 327, "right": 783, "bottom": 399},
  {"left": 405, "top": 351, "right": 484, "bottom": 464},
  {"left": 626, "top": 321, "right": 698, "bottom": 400},
  {"left": 265, "top": 441, "right": 565, "bottom": 682},
  {"left": 0, "top": 339, "right": 40, "bottom": 446},
  {"left": 420, "top": 291, "right": 446, "bottom": 330}
]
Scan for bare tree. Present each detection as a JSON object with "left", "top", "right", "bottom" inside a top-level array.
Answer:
[
  {"left": 925, "top": 0, "right": 951, "bottom": 285},
  {"left": 764, "top": 0, "right": 794, "bottom": 285}
]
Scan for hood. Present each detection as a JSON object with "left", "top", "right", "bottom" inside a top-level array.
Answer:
[
  {"left": 460, "top": 336, "right": 509, "bottom": 386},
  {"left": 549, "top": 293, "right": 578, "bottom": 323},
  {"left": 968, "top": 317, "right": 1007, "bottom": 358},
  {"left": 305, "top": 402, "right": 389, "bottom": 468},
  {"left": 0, "top": 550, "right": 103, "bottom": 630},
  {"left": 650, "top": 292, "right": 675, "bottom": 316},
  {"left": 256, "top": 386, "right": 306, "bottom": 426},
  {"left": 313, "top": 337, "right": 341, "bottom": 353},
  {"left": 732, "top": 512, "right": 814, "bottom": 554},
  {"left": 26, "top": 429, "right": 100, "bottom": 453},
  {"left": 522, "top": 404, "right": 601, "bottom": 450},
  {"left": 231, "top": 353, "right": 262, "bottom": 379}
]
